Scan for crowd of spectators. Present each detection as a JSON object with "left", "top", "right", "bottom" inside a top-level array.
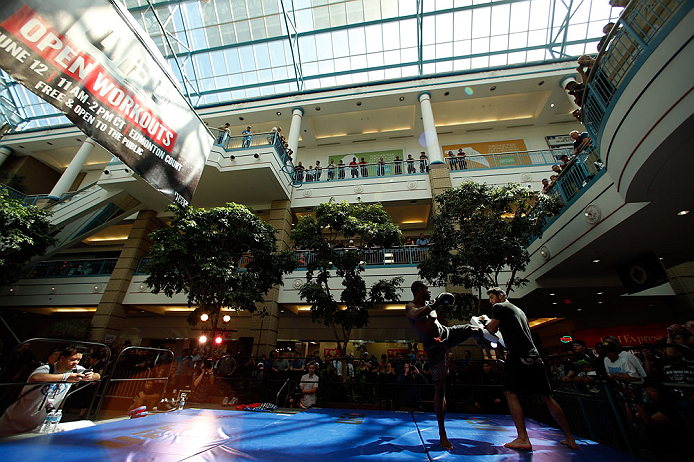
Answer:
[
  {"left": 214, "top": 123, "right": 293, "bottom": 162},
  {"left": 293, "top": 152, "right": 429, "bottom": 183},
  {"left": 540, "top": 130, "right": 594, "bottom": 196}
]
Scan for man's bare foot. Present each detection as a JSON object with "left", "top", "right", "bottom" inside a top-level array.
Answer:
[
  {"left": 503, "top": 437, "right": 532, "bottom": 451},
  {"left": 561, "top": 439, "right": 578, "bottom": 450},
  {"left": 440, "top": 435, "right": 453, "bottom": 450}
]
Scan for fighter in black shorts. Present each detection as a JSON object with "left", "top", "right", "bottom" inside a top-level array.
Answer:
[
  {"left": 484, "top": 287, "right": 578, "bottom": 451},
  {"left": 406, "top": 281, "right": 485, "bottom": 450}
]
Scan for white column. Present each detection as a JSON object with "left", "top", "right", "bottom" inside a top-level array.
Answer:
[
  {"left": 287, "top": 107, "right": 303, "bottom": 153},
  {"left": 48, "top": 138, "right": 96, "bottom": 200},
  {"left": 418, "top": 92, "right": 444, "bottom": 165},
  {"left": 0, "top": 146, "right": 11, "bottom": 168}
]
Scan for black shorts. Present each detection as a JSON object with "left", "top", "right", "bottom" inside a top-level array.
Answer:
[
  {"left": 425, "top": 324, "right": 475, "bottom": 382},
  {"left": 503, "top": 357, "right": 552, "bottom": 396}
]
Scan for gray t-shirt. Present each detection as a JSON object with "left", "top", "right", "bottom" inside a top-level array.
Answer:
[
  {"left": 0, "top": 363, "right": 84, "bottom": 436},
  {"left": 300, "top": 373, "right": 319, "bottom": 407}
]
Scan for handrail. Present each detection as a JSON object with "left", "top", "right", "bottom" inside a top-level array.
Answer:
[
  {"left": 23, "top": 258, "right": 118, "bottom": 278},
  {"left": 294, "top": 158, "right": 429, "bottom": 183},
  {"left": 446, "top": 148, "right": 572, "bottom": 171}
]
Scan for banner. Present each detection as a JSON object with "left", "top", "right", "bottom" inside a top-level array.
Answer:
[
  {"left": 0, "top": 0, "right": 212, "bottom": 207},
  {"left": 441, "top": 139, "right": 527, "bottom": 168},
  {"left": 572, "top": 323, "right": 670, "bottom": 347}
]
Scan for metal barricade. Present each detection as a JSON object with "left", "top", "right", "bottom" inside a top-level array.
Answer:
[{"left": 93, "top": 346, "right": 174, "bottom": 420}]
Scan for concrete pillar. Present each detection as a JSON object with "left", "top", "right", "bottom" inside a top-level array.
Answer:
[
  {"left": 0, "top": 146, "right": 11, "bottom": 168},
  {"left": 90, "top": 210, "right": 162, "bottom": 342},
  {"left": 418, "top": 92, "right": 444, "bottom": 165},
  {"left": 287, "top": 107, "right": 303, "bottom": 154},
  {"left": 268, "top": 199, "right": 293, "bottom": 251},
  {"left": 48, "top": 138, "right": 96, "bottom": 200}
]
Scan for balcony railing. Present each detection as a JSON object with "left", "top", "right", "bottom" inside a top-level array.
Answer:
[
  {"left": 446, "top": 148, "right": 573, "bottom": 171},
  {"left": 24, "top": 258, "right": 118, "bottom": 278},
  {"left": 213, "top": 129, "right": 292, "bottom": 165},
  {"left": 583, "top": 0, "right": 687, "bottom": 141},
  {"left": 294, "top": 246, "right": 430, "bottom": 268},
  {"left": 294, "top": 159, "right": 429, "bottom": 184}
]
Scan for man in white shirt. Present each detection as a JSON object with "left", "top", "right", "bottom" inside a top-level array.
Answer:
[
  {"left": 0, "top": 346, "right": 100, "bottom": 436},
  {"left": 299, "top": 363, "right": 319, "bottom": 408},
  {"left": 603, "top": 343, "right": 646, "bottom": 381}
]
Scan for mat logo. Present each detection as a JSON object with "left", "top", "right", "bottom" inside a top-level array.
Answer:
[
  {"left": 463, "top": 417, "right": 504, "bottom": 431},
  {"left": 335, "top": 412, "right": 366, "bottom": 425}
]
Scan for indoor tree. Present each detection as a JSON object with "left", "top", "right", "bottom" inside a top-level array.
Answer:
[{"left": 291, "top": 199, "right": 404, "bottom": 355}]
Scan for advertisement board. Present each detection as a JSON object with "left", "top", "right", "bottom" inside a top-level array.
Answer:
[
  {"left": 0, "top": 0, "right": 212, "bottom": 206},
  {"left": 441, "top": 139, "right": 527, "bottom": 168}
]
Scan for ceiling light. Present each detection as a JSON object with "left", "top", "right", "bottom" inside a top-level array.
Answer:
[
  {"left": 552, "top": 302, "right": 558, "bottom": 305},
  {"left": 276, "top": 111, "right": 282, "bottom": 115},
  {"left": 357, "top": 101, "right": 362, "bottom": 106},
  {"left": 577, "top": 308, "right": 582, "bottom": 311},
  {"left": 592, "top": 259, "right": 600, "bottom": 263},
  {"left": 46, "top": 141, "right": 53, "bottom": 145},
  {"left": 214, "top": 336, "right": 223, "bottom": 344},
  {"left": 199, "top": 335, "right": 207, "bottom": 344},
  {"left": 239, "top": 117, "right": 244, "bottom": 120},
  {"left": 538, "top": 80, "right": 545, "bottom": 86},
  {"left": 677, "top": 210, "right": 689, "bottom": 215},
  {"left": 18, "top": 145, "right": 25, "bottom": 148},
  {"left": 399, "top": 97, "right": 405, "bottom": 101},
  {"left": 444, "top": 91, "right": 450, "bottom": 96},
  {"left": 223, "top": 314, "right": 231, "bottom": 323},
  {"left": 597, "top": 291, "right": 604, "bottom": 295},
  {"left": 200, "top": 313, "right": 209, "bottom": 322},
  {"left": 550, "top": 103, "right": 555, "bottom": 108},
  {"left": 315, "top": 106, "right": 321, "bottom": 111},
  {"left": 549, "top": 293, "right": 555, "bottom": 296},
  {"left": 598, "top": 301, "right": 604, "bottom": 304},
  {"left": 490, "top": 86, "right": 496, "bottom": 91}
]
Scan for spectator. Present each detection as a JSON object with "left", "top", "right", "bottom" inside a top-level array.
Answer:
[
  {"left": 419, "top": 152, "right": 428, "bottom": 173},
  {"left": 127, "top": 379, "right": 162, "bottom": 412},
  {"left": 603, "top": 343, "right": 646, "bottom": 382},
  {"left": 0, "top": 346, "right": 99, "bottom": 436},
  {"left": 603, "top": 336, "right": 647, "bottom": 377},
  {"left": 42, "top": 348, "right": 62, "bottom": 366},
  {"left": 315, "top": 161, "right": 322, "bottom": 181},
  {"left": 416, "top": 233, "right": 429, "bottom": 247},
  {"left": 294, "top": 162, "right": 305, "bottom": 182},
  {"left": 377, "top": 157, "right": 385, "bottom": 176},
  {"left": 564, "top": 81, "right": 585, "bottom": 106},
  {"left": 404, "top": 237, "right": 414, "bottom": 246},
  {"left": 215, "top": 354, "right": 237, "bottom": 380},
  {"left": 242, "top": 126, "right": 252, "bottom": 148},
  {"left": 597, "top": 23, "right": 615, "bottom": 52},
  {"left": 272, "top": 352, "right": 290, "bottom": 373},
  {"left": 541, "top": 178, "right": 551, "bottom": 194},
  {"left": 457, "top": 148, "right": 468, "bottom": 169},
  {"left": 447, "top": 151, "right": 456, "bottom": 170},
  {"left": 570, "top": 130, "right": 591, "bottom": 155},
  {"left": 475, "top": 361, "right": 505, "bottom": 413},
  {"left": 549, "top": 356, "right": 567, "bottom": 381},
  {"left": 217, "top": 123, "right": 230, "bottom": 144},
  {"left": 327, "top": 160, "right": 336, "bottom": 180},
  {"left": 338, "top": 159, "right": 345, "bottom": 179},
  {"left": 397, "top": 362, "right": 427, "bottom": 411},
  {"left": 406, "top": 154, "right": 416, "bottom": 174},
  {"left": 394, "top": 156, "right": 402, "bottom": 174},
  {"left": 359, "top": 157, "right": 368, "bottom": 177},
  {"left": 299, "top": 363, "right": 319, "bottom": 409},
  {"left": 559, "top": 154, "right": 571, "bottom": 170},
  {"left": 290, "top": 352, "right": 305, "bottom": 375},
  {"left": 349, "top": 157, "right": 359, "bottom": 178}
]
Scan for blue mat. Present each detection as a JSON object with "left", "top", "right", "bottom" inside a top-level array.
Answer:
[{"left": 0, "top": 408, "right": 642, "bottom": 461}]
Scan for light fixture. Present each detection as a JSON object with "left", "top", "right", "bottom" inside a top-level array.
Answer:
[
  {"left": 276, "top": 111, "right": 282, "bottom": 115},
  {"left": 239, "top": 117, "right": 244, "bottom": 120},
  {"left": 550, "top": 103, "right": 555, "bottom": 108},
  {"left": 200, "top": 313, "right": 209, "bottom": 322},
  {"left": 254, "top": 153, "right": 260, "bottom": 158},
  {"left": 490, "top": 86, "right": 496, "bottom": 91},
  {"left": 597, "top": 291, "right": 604, "bottom": 295},
  {"left": 93, "top": 285, "right": 100, "bottom": 293},
  {"left": 577, "top": 308, "right": 582, "bottom": 311},
  {"left": 549, "top": 293, "right": 555, "bottom": 296},
  {"left": 9, "top": 287, "right": 15, "bottom": 294},
  {"left": 592, "top": 259, "right": 601, "bottom": 263},
  {"left": 214, "top": 336, "right": 223, "bottom": 344},
  {"left": 598, "top": 301, "right": 604, "bottom": 304},
  {"left": 677, "top": 210, "right": 690, "bottom": 215},
  {"left": 538, "top": 80, "right": 545, "bottom": 86},
  {"left": 230, "top": 155, "right": 235, "bottom": 160},
  {"left": 356, "top": 101, "right": 362, "bottom": 106},
  {"left": 50, "top": 287, "right": 56, "bottom": 294},
  {"left": 315, "top": 106, "right": 321, "bottom": 111},
  {"left": 444, "top": 91, "right": 450, "bottom": 96},
  {"left": 399, "top": 96, "right": 404, "bottom": 101},
  {"left": 222, "top": 314, "right": 231, "bottom": 323},
  {"left": 552, "top": 302, "right": 558, "bottom": 305},
  {"left": 199, "top": 335, "right": 207, "bottom": 344}
]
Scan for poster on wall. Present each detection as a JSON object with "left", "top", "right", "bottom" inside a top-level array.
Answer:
[
  {"left": 0, "top": 0, "right": 213, "bottom": 207},
  {"left": 441, "top": 139, "right": 527, "bottom": 168},
  {"left": 545, "top": 134, "right": 575, "bottom": 150}
]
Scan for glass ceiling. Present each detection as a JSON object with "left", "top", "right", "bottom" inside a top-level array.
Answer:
[{"left": 3, "top": 0, "right": 622, "bottom": 131}]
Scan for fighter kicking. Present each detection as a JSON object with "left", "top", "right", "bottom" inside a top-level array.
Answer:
[
  {"left": 484, "top": 287, "right": 578, "bottom": 451},
  {"left": 406, "top": 280, "right": 487, "bottom": 450}
]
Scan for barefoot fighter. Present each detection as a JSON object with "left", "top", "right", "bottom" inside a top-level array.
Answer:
[
  {"left": 483, "top": 287, "right": 578, "bottom": 451},
  {"left": 406, "top": 281, "right": 486, "bottom": 450}
]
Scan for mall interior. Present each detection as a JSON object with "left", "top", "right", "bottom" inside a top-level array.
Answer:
[{"left": 0, "top": 0, "right": 693, "bottom": 429}]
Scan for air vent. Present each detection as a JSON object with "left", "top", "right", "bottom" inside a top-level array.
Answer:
[
  {"left": 466, "top": 127, "right": 493, "bottom": 132},
  {"left": 317, "top": 142, "right": 341, "bottom": 146},
  {"left": 389, "top": 135, "right": 414, "bottom": 139},
  {"left": 352, "top": 139, "right": 377, "bottom": 143},
  {"left": 436, "top": 131, "right": 453, "bottom": 135},
  {"left": 549, "top": 120, "right": 573, "bottom": 125},
  {"left": 506, "top": 124, "right": 534, "bottom": 129}
]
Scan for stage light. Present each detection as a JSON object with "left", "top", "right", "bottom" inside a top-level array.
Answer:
[
  {"left": 223, "top": 314, "right": 231, "bottom": 323},
  {"left": 199, "top": 335, "right": 207, "bottom": 344},
  {"left": 200, "top": 313, "right": 209, "bottom": 322},
  {"left": 215, "top": 336, "right": 223, "bottom": 344}
]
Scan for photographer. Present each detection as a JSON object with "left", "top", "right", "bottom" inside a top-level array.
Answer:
[
  {"left": 396, "top": 361, "right": 427, "bottom": 411},
  {"left": 0, "top": 345, "right": 98, "bottom": 436},
  {"left": 189, "top": 358, "right": 216, "bottom": 404}
]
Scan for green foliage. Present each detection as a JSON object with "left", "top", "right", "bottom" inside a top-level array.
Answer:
[
  {"left": 47, "top": 319, "right": 91, "bottom": 340},
  {"left": 145, "top": 203, "right": 297, "bottom": 325},
  {"left": 0, "top": 190, "right": 56, "bottom": 286},
  {"left": 418, "top": 182, "right": 562, "bottom": 317},
  {"left": 291, "top": 199, "right": 404, "bottom": 353}
]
